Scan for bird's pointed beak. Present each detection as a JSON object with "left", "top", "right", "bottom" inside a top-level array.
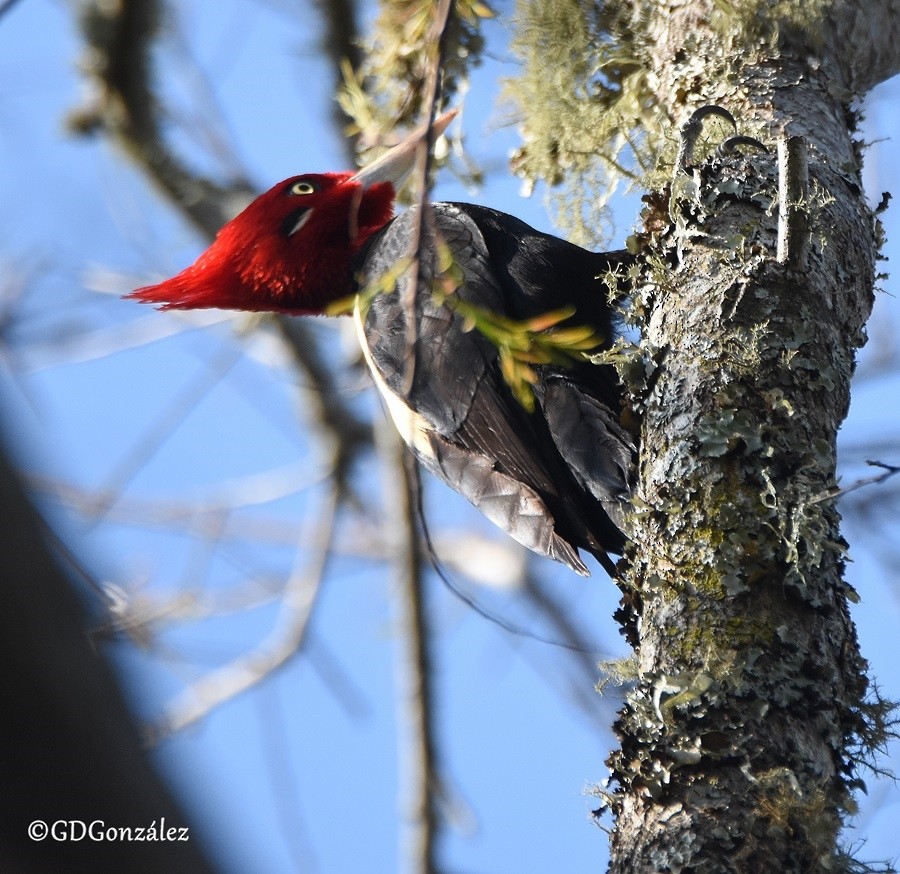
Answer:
[{"left": 351, "top": 108, "right": 459, "bottom": 191}]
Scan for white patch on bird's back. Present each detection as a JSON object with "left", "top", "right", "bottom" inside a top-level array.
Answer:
[{"left": 353, "top": 300, "right": 436, "bottom": 459}]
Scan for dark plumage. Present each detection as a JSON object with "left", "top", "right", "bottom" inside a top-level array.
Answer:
[
  {"left": 356, "top": 203, "right": 634, "bottom": 576},
  {"left": 129, "top": 110, "right": 635, "bottom": 577}
]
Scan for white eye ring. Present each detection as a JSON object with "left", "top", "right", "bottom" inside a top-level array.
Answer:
[{"left": 290, "top": 181, "right": 316, "bottom": 196}]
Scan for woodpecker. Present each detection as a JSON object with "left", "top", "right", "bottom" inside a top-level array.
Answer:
[{"left": 129, "top": 110, "right": 635, "bottom": 577}]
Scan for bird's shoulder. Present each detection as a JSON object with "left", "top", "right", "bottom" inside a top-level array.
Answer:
[
  {"left": 357, "top": 204, "right": 506, "bottom": 432},
  {"left": 355, "top": 202, "right": 633, "bottom": 569}
]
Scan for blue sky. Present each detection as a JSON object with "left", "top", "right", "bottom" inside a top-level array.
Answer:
[{"left": 2, "top": 1, "right": 899, "bottom": 871}]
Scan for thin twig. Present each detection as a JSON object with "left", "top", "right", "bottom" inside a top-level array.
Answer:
[
  {"left": 30, "top": 474, "right": 308, "bottom": 546},
  {"left": 89, "top": 343, "right": 244, "bottom": 521},
  {"left": 399, "top": 0, "right": 456, "bottom": 397},
  {"left": 419, "top": 519, "right": 602, "bottom": 653},
  {"left": 377, "top": 7, "right": 456, "bottom": 868},
  {"left": 20, "top": 310, "right": 233, "bottom": 371},
  {"left": 811, "top": 460, "right": 900, "bottom": 505},
  {"left": 146, "top": 483, "right": 339, "bottom": 743},
  {"left": 303, "top": 629, "right": 370, "bottom": 720},
  {"left": 256, "top": 684, "right": 315, "bottom": 872},
  {"left": 376, "top": 420, "right": 440, "bottom": 874},
  {"left": 520, "top": 571, "right": 612, "bottom": 678}
]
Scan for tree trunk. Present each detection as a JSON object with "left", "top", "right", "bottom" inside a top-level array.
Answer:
[{"left": 605, "top": 2, "right": 899, "bottom": 870}]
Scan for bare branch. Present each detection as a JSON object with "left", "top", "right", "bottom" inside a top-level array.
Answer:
[
  {"left": 521, "top": 571, "right": 612, "bottom": 681},
  {"left": 255, "top": 683, "right": 315, "bottom": 871},
  {"left": 812, "top": 460, "right": 900, "bottom": 505},
  {"left": 146, "top": 483, "right": 339, "bottom": 742},
  {"left": 90, "top": 344, "right": 244, "bottom": 519},
  {"left": 311, "top": 0, "right": 362, "bottom": 163},
  {"left": 29, "top": 474, "right": 307, "bottom": 546},
  {"left": 71, "top": 0, "right": 373, "bottom": 477},
  {"left": 70, "top": 0, "right": 254, "bottom": 237},
  {"left": 19, "top": 310, "right": 234, "bottom": 371},
  {"left": 376, "top": 420, "right": 440, "bottom": 874},
  {"left": 273, "top": 317, "right": 371, "bottom": 486},
  {"left": 398, "top": 0, "right": 456, "bottom": 396},
  {"left": 366, "top": 12, "right": 461, "bottom": 867}
]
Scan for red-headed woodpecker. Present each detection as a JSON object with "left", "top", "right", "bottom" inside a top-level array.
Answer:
[{"left": 129, "top": 110, "right": 634, "bottom": 576}]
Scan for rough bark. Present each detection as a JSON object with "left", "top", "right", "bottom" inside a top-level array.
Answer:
[
  {"left": 824, "top": 0, "right": 900, "bottom": 94},
  {"left": 605, "top": 2, "right": 894, "bottom": 870}
]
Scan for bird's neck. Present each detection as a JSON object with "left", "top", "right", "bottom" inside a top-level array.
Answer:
[{"left": 241, "top": 215, "right": 392, "bottom": 315}]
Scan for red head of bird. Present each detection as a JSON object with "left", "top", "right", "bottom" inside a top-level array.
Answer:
[{"left": 128, "top": 109, "right": 458, "bottom": 315}]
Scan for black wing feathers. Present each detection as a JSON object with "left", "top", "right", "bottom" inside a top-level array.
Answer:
[
  {"left": 357, "top": 203, "right": 634, "bottom": 576},
  {"left": 361, "top": 209, "right": 501, "bottom": 433}
]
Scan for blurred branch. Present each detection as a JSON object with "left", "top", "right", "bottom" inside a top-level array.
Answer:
[
  {"left": 841, "top": 480, "right": 900, "bottom": 526},
  {"left": 311, "top": 0, "right": 362, "bottom": 163},
  {"left": 303, "top": 629, "right": 370, "bottom": 720},
  {"left": 70, "top": 0, "right": 372, "bottom": 480},
  {"left": 92, "top": 343, "right": 244, "bottom": 519},
  {"left": 399, "top": 0, "right": 456, "bottom": 394},
  {"left": 30, "top": 474, "right": 307, "bottom": 545},
  {"left": 64, "top": 454, "right": 322, "bottom": 509},
  {"left": 273, "top": 317, "right": 371, "bottom": 487},
  {"left": 376, "top": 5, "right": 458, "bottom": 870},
  {"left": 69, "top": 0, "right": 254, "bottom": 236},
  {"left": 813, "top": 460, "right": 900, "bottom": 505},
  {"left": 146, "top": 482, "right": 339, "bottom": 742},
  {"left": 0, "top": 438, "right": 217, "bottom": 872},
  {"left": 65, "top": 4, "right": 375, "bottom": 738},
  {"left": 840, "top": 440, "right": 900, "bottom": 463},
  {"left": 521, "top": 570, "right": 611, "bottom": 685},
  {"left": 376, "top": 420, "right": 440, "bottom": 874},
  {"left": 19, "top": 309, "right": 234, "bottom": 371},
  {"left": 0, "top": 0, "right": 26, "bottom": 25},
  {"left": 313, "top": 0, "right": 361, "bottom": 75},
  {"left": 256, "top": 683, "right": 315, "bottom": 871}
]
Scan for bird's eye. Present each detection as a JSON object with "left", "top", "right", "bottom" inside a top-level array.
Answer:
[{"left": 290, "top": 181, "right": 317, "bottom": 196}]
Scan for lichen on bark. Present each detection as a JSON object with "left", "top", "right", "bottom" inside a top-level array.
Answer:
[
  {"left": 496, "top": 0, "right": 900, "bottom": 866},
  {"left": 557, "top": 2, "right": 900, "bottom": 869}
]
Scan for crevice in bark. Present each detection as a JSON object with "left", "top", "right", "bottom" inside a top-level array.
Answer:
[{"left": 605, "top": 57, "right": 881, "bottom": 868}]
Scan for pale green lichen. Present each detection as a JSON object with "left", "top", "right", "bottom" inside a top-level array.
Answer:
[
  {"left": 338, "top": 0, "right": 491, "bottom": 181},
  {"left": 503, "top": 0, "right": 665, "bottom": 246},
  {"left": 709, "top": 0, "right": 831, "bottom": 53}
]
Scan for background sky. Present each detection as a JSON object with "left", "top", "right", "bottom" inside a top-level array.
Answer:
[{"left": 1, "top": 1, "right": 899, "bottom": 872}]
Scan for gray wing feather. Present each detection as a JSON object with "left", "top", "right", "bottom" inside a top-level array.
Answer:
[
  {"left": 537, "top": 374, "right": 635, "bottom": 534},
  {"left": 362, "top": 206, "right": 502, "bottom": 434},
  {"left": 419, "top": 430, "right": 590, "bottom": 576},
  {"left": 358, "top": 203, "right": 630, "bottom": 574}
]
